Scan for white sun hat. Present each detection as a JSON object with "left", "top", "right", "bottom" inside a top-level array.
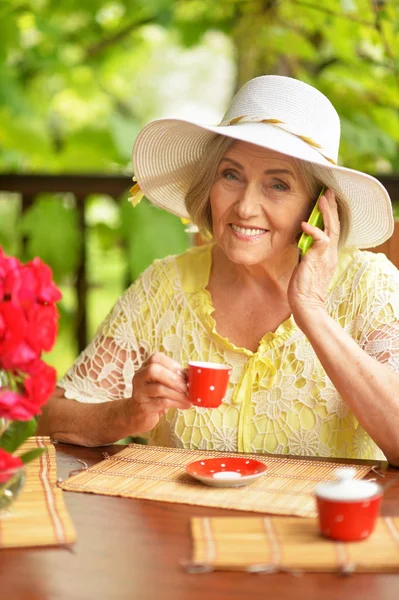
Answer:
[{"left": 132, "top": 75, "right": 393, "bottom": 249}]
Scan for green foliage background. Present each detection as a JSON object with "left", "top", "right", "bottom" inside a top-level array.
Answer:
[{"left": 0, "top": 0, "right": 398, "bottom": 375}]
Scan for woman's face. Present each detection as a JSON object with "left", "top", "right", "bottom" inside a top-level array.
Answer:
[{"left": 209, "top": 141, "right": 313, "bottom": 268}]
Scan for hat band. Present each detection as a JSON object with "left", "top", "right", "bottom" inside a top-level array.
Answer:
[
  {"left": 130, "top": 116, "right": 337, "bottom": 206},
  {"left": 222, "top": 116, "right": 337, "bottom": 165}
]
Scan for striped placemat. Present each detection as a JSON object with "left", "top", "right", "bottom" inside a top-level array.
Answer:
[
  {"left": 0, "top": 437, "right": 76, "bottom": 548},
  {"left": 189, "top": 516, "right": 399, "bottom": 573},
  {"left": 59, "top": 444, "right": 372, "bottom": 518}
]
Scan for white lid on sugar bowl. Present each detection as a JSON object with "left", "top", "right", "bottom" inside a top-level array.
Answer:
[{"left": 314, "top": 468, "right": 382, "bottom": 502}]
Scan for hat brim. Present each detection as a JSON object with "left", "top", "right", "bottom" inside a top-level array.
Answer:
[{"left": 132, "top": 119, "right": 393, "bottom": 249}]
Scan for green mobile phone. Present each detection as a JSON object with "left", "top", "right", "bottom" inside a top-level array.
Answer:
[{"left": 298, "top": 186, "right": 326, "bottom": 257}]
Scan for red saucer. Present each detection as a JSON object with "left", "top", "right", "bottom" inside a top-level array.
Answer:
[{"left": 186, "top": 457, "right": 268, "bottom": 488}]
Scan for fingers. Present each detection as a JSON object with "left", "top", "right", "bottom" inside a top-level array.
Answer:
[
  {"left": 144, "top": 351, "right": 187, "bottom": 390},
  {"left": 318, "top": 189, "right": 340, "bottom": 241},
  {"left": 144, "top": 361, "right": 187, "bottom": 392},
  {"left": 161, "top": 398, "right": 193, "bottom": 411},
  {"left": 145, "top": 351, "right": 185, "bottom": 377},
  {"left": 300, "top": 189, "right": 339, "bottom": 252},
  {"left": 300, "top": 221, "right": 331, "bottom": 256},
  {"left": 151, "top": 395, "right": 193, "bottom": 411},
  {"left": 301, "top": 220, "right": 330, "bottom": 244},
  {"left": 133, "top": 352, "right": 191, "bottom": 414},
  {"left": 145, "top": 383, "right": 191, "bottom": 407}
]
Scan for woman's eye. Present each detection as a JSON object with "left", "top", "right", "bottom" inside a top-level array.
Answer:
[
  {"left": 222, "top": 170, "right": 239, "bottom": 181},
  {"left": 271, "top": 182, "right": 288, "bottom": 191}
]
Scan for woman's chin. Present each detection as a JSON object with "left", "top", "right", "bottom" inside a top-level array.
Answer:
[
  {"left": 217, "top": 239, "right": 298, "bottom": 268},
  {"left": 220, "top": 245, "right": 272, "bottom": 266}
]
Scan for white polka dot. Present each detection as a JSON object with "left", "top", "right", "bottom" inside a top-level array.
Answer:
[
  {"left": 210, "top": 385, "right": 215, "bottom": 391},
  {"left": 334, "top": 515, "right": 344, "bottom": 523},
  {"left": 221, "top": 463, "right": 226, "bottom": 468},
  {"left": 362, "top": 502, "right": 370, "bottom": 508},
  {"left": 228, "top": 370, "right": 231, "bottom": 375},
  {"left": 210, "top": 470, "right": 215, "bottom": 473},
  {"left": 361, "top": 530, "right": 369, "bottom": 538},
  {"left": 200, "top": 461, "right": 205, "bottom": 465},
  {"left": 197, "top": 369, "right": 201, "bottom": 373},
  {"left": 197, "top": 398, "right": 201, "bottom": 403},
  {"left": 245, "top": 460, "right": 250, "bottom": 464}
]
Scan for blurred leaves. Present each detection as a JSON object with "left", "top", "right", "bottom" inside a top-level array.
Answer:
[
  {"left": 120, "top": 197, "right": 189, "bottom": 281},
  {"left": 0, "top": 0, "right": 397, "bottom": 173},
  {"left": 0, "top": 419, "right": 37, "bottom": 453},
  {"left": 18, "top": 195, "right": 81, "bottom": 280},
  {"left": 0, "top": 195, "right": 20, "bottom": 254}
]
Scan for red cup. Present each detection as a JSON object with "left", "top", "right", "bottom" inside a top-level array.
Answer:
[
  {"left": 315, "top": 468, "right": 383, "bottom": 542},
  {"left": 316, "top": 495, "right": 383, "bottom": 542},
  {"left": 188, "top": 361, "right": 231, "bottom": 408}
]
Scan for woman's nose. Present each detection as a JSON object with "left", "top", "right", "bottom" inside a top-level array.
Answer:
[{"left": 234, "top": 184, "right": 262, "bottom": 218}]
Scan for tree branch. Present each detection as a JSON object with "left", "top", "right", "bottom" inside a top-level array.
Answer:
[
  {"left": 85, "top": 15, "right": 157, "bottom": 60},
  {"left": 369, "top": 0, "right": 399, "bottom": 87},
  {"left": 291, "top": 0, "right": 375, "bottom": 27}
]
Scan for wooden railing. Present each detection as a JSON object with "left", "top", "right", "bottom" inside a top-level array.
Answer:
[
  {"left": 0, "top": 174, "right": 130, "bottom": 352},
  {"left": 1, "top": 173, "right": 399, "bottom": 352}
]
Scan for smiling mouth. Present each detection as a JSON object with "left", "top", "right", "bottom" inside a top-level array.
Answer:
[{"left": 230, "top": 224, "right": 268, "bottom": 237}]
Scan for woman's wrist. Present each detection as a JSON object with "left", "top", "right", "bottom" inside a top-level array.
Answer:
[
  {"left": 292, "top": 302, "right": 329, "bottom": 335},
  {"left": 116, "top": 396, "right": 138, "bottom": 436}
]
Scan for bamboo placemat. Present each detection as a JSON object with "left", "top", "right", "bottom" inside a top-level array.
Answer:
[
  {"left": 189, "top": 516, "right": 399, "bottom": 573},
  {"left": 0, "top": 437, "right": 76, "bottom": 549},
  {"left": 59, "top": 444, "right": 372, "bottom": 518}
]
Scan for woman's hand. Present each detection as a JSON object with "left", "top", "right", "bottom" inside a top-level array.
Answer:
[
  {"left": 287, "top": 188, "right": 340, "bottom": 326},
  {"left": 124, "top": 352, "right": 191, "bottom": 434}
]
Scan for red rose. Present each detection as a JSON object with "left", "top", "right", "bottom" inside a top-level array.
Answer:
[
  {"left": 0, "top": 302, "right": 38, "bottom": 370},
  {"left": 0, "top": 448, "right": 23, "bottom": 483},
  {"left": 4, "top": 264, "right": 37, "bottom": 309},
  {"left": 28, "top": 258, "right": 62, "bottom": 303},
  {"left": 0, "top": 341, "right": 37, "bottom": 371},
  {"left": 0, "top": 249, "right": 21, "bottom": 281},
  {"left": 26, "top": 303, "right": 59, "bottom": 354},
  {"left": 24, "top": 360, "right": 57, "bottom": 408},
  {"left": 0, "top": 390, "right": 38, "bottom": 421},
  {"left": 0, "top": 302, "right": 26, "bottom": 343},
  {"left": 0, "top": 250, "right": 21, "bottom": 303},
  {"left": 0, "top": 307, "right": 4, "bottom": 338},
  {"left": 2, "top": 253, "right": 61, "bottom": 308}
]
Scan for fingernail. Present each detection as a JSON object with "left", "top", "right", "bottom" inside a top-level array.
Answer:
[{"left": 179, "top": 382, "right": 187, "bottom": 392}]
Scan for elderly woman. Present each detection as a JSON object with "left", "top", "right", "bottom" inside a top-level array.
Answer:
[{"left": 38, "top": 75, "right": 399, "bottom": 464}]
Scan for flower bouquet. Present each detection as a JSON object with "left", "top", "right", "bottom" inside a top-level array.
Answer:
[{"left": 0, "top": 248, "right": 61, "bottom": 508}]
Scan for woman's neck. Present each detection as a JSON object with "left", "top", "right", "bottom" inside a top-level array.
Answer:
[{"left": 211, "top": 244, "right": 298, "bottom": 296}]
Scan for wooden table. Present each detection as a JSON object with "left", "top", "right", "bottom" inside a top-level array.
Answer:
[{"left": 1, "top": 444, "right": 399, "bottom": 600}]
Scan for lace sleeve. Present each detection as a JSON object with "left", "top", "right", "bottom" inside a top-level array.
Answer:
[
  {"left": 353, "top": 253, "right": 399, "bottom": 372},
  {"left": 58, "top": 269, "right": 155, "bottom": 403}
]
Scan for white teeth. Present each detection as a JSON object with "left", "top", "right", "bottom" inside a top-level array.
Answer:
[{"left": 231, "top": 224, "right": 266, "bottom": 236}]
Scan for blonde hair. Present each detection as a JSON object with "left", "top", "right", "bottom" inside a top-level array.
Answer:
[
  {"left": 185, "top": 135, "right": 235, "bottom": 238},
  {"left": 185, "top": 135, "right": 349, "bottom": 247}
]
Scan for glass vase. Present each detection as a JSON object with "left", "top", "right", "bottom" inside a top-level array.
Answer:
[
  {"left": 0, "top": 466, "right": 26, "bottom": 512},
  {"left": 0, "top": 369, "right": 9, "bottom": 437}
]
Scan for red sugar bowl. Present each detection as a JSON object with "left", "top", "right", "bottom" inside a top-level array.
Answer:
[{"left": 314, "top": 468, "right": 383, "bottom": 542}]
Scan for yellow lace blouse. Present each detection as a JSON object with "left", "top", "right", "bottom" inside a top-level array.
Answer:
[{"left": 59, "top": 243, "right": 399, "bottom": 460}]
